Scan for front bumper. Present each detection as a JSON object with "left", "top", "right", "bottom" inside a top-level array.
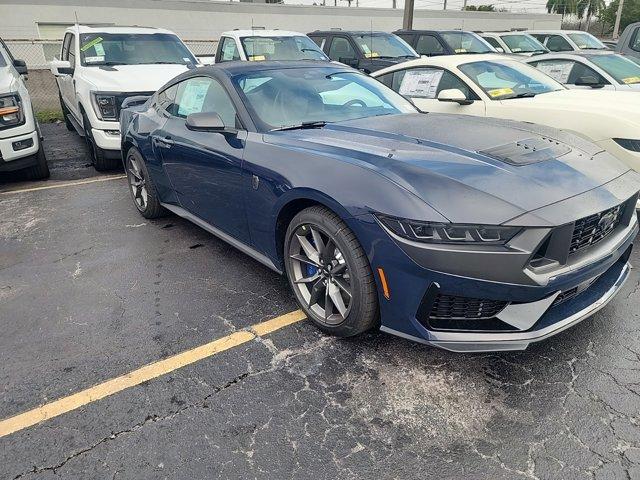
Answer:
[
  {"left": 0, "top": 130, "right": 39, "bottom": 168},
  {"left": 92, "top": 127, "right": 121, "bottom": 152},
  {"left": 382, "top": 258, "right": 631, "bottom": 352}
]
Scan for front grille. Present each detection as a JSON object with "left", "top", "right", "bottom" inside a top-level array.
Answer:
[
  {"left": 570, "top": 204, "right": 624, "bottom": 254},
  {"left": 551, "top": 286, "right": 579, "bottom": 307},
  {"left": 429, "top": 294, "right": 508, "bottom": 320}
]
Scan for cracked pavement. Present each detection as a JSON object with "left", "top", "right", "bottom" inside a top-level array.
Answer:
[{"left": 1, "top": 124, "right": 640, "bottom": 479}]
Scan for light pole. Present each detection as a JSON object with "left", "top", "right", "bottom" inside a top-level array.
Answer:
[
  {"left": 403, "top": 0, "right": 415, "bottom": 29},
  {"left": 613, "top": 0, "right": 625, "bottom": 39}
]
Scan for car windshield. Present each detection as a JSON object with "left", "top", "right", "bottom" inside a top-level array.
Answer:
[
  {"left": 232, "top": 67, "right": 416, "bottom": 131},
  {"left": 240, "top": 36, "right": 328, "bottom": 61},
  {"left": 500, "top": 34, "right": 547, "bottom": 53},
  {"left": 79, "top": 33, "right": 197, "bottom": 66},
  {"left": 440, "top": 32, "right": 495, "bottom": 54},
  {"left": 588, "top": 54, "right": 640, "bottom": 84},
  {"left": 567, "top": 33, "right": 607, "bottom": 50},
  {"left": 351, "top": 33, "right": 418, "bottom": 59},
  {"left": 459, "top": 60, "right": 564, "bottom": 99}
]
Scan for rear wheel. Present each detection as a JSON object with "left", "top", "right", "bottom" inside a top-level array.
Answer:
[
  {"left": 284, "top": 206, "right": 378, "bottom": 337},
  {"left": 83, "top": 112, "right": 119, "bottom": 171},
  {"left": 23, "top": 144, "right": 50, "bottom": 180},
  {"left": 125, "top": 147, "right": 165, "bottom": 219}
]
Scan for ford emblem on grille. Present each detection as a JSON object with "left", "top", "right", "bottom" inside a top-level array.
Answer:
[{"left": 598, "top": 211, "right": 617, "bottom": 231}]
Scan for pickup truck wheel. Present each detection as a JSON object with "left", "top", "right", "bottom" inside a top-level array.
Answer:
[
  {"left": 125, "top": 147, "right": 165, "bottom": 219},
  {"left": 82, "top": 113, "right": 119, "bottom": 171},
  {"left": 23, "top": 144, "right": 50, "bottom": 180},
  {"left": 284, "top": 206, "right": 379, "bottom": 337},
  {"left": 58, "top": 93, "right": 74, "bottom": 132}
]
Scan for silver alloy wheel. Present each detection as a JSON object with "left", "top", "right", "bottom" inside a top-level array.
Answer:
[
  {"left": 127, "top": 154, "right": 148, "bottom": 210},
  {"left": 289, "top": 224, "right": 352, "bottom": 325}
]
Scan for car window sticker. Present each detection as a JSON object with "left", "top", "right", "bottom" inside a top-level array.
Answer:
[
  {"left": 84, "top": 56, "right": 105, "bottom": 63},
  {"left": 487, "top": 87, "right": 514, "bottom": 98},
  {"left": 535, "top": 61, "right": 574, "bottom": 83},
  {"left": 94, "top": 43, "right": 105, "bottom": 56},
  {"left": 621, "top": 76, "right": 640, "bottom": 84},
  {"left": 248, "top": 55, "right": 266, "bottom": 61},
  {"left": 178, "top": 79, "right": 210, "bottom": 117},
  {"left": 399, "top": 70, "right": 444, "bottom": 98},
  {"left": 80, "top": 36, "right": 103, "bottom": 52}
]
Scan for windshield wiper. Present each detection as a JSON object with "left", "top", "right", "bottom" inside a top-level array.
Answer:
[
  {"left": 505, "top": 92, "right": 537, "bottom": 99},
  {"left": 270, "top": 121, "right": 327, "bottom": 132}
]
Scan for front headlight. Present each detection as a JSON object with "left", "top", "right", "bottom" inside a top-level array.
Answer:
[
  {"left": 91, "top": 92, "right": 117, "bottom": 121},
  {"left": 0, "top": 93, "right": 24, "bottom": 130},
  {"left": 376, "top": 214, "right": 522, "bottom": 245},
  {"left": 613, "top": 139, "right": 640, "bottom": 152}
]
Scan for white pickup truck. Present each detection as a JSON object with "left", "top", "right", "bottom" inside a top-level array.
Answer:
[
  {"left": 51, "top": 25, "right": 198, "bottom": 170},
  {"left": 0, "top": 37, "right": 49, "bottom": 179}
]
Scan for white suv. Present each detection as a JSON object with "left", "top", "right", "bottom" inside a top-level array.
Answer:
[
  {"left": 51, "top": 25, "right": 198, "bottom": 170},
  {"left": 215, "top": 30, "right": 328, "bottom": 63},
  {"left": 0, "top": 37, "right": 49, "bottom": 180}
]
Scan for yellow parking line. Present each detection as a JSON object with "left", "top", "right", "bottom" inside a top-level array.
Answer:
[
  {"left": 0, "top": 175, "right": 126, "bottom": 195},
  {"left": 0, "top": 309, "right": 306, "bottom": 438}
]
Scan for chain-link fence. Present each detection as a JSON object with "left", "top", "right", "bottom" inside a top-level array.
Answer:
[{"left": 4, "top": 39, "right": 219, "bottom": 113}]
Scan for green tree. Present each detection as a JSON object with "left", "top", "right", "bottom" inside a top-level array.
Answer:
[
  {"left": 546, "top": 0, "right": 574, "bottom": 17},
  {"left": 464, "top": 4, "right": 497, "bottom": 11},
  {"left": 601, "top": 0, "right": 640, "bottom": 32}
]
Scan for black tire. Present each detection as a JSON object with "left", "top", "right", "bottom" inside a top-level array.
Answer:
[
  {"left": 284, "top": 205, "right": 378, "bottom": 337},
  {"left": 82, "top": 112, "right": 119, "bottom": 171},
  {"left": 23, "top": 144, "right": 50, "bottom": 180},
  {"left": 124, "top": 147, "right": 165, "bottom": 219},
  {"left": 59, "top": 93, "right": 75, "bottom": 132}
]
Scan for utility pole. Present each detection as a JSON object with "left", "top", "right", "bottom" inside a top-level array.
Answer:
[
  {"left": 403, "top": 0, "right": 415, "bottom": 29},
  {"left": 443, "top": 0, "right": 447, "bottom": 9},
  {"left": 462, "top": 0, "right": 468, "bottom": 9},
  {"left": 392, "top": 0, "right": 396, "bottom": 8},
  {"left": 613, "top": 0, "right": 625, "bottom": 39}
]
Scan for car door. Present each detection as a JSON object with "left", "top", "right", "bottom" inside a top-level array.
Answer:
[
  {"left": 58, "top": 32, "right": 79, "bottom": 119},
  {"left": 216, "top": 36, "right": 242, "bottom": 62},
  {"left": 155, "top": 75, "right": 250, "bottom": 243},
  {"left": 377, "top": 66, "right": 485, "bottom": 115}
]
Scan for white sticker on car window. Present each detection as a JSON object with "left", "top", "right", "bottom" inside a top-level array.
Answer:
[
  {"left": 94, "top": 43, "right": 105, "bottom": 56},
  {"left": 399, "top": 69, "right": 444, "bottom": 98},
  {"left": 535, "top": 61, "right": 574, "bottom": 83},
  {"left": 178, "top": 79, "right": 210, "bottom": 116},
  {"left": 84, "top": 56, "right": 105, "bottom": 63}
]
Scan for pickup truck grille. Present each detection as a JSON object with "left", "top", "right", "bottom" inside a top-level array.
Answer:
[{"left": 569, "top": 204, "right": 624, "bottom": 254}]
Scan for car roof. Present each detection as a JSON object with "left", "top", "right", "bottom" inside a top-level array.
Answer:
[
  {"left": 199, "top": 60, "right": 350, "bottom": 76},
  {"left": 527, "top": 51, "right": 615, "bottom": 61},
  {"left": 376, "top": 53, "right": 518, "bottom": 71},
  {"left": 221, "top": 29, "right": 309, "bottom": 39},
  {"left": 528, "top": 30, "right": 588, "bottom": 35},
  {"left": 67, "top": 25, "right": 177, "bottom": 36},
  {"left": 308, "top": 30, "right": 391, "bottom": 36},
  {"left": 393, "top": 29, "right": 472, "bottom": 35}
]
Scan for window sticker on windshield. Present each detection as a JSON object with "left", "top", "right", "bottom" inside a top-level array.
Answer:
[
  {"left": 361, "top": 44, "right": 371, "bottom": 54},
  {"left": 80, "top": 37, "right": 103, "bottom": 52},
  {"left": 399, "top": 70, "right": 444, "bottom": 98},
  {"left": 455, "top": 48, "right": 467, "bottom": 53},
  {"left": 84, "top": 56, "right": 105, "bottom": 63},
  {"left": 94, "top": 43, "right": 105, "bottom": 56},
  {"left": 535, "top": 61, "right": 573, "bottom": 83},
  {"left": 248, "top": 55, "right": 266, "bottom": 61},
  {"left": 622, "top": 76, "right": 640, "bottom": 84},
  {"left": 178, "top": 79, "right": 210, "bottom": 116},
  {"left": 364, "top": 52, "right": 379, "bottom": 58},
  {"left": 512, "top": 47, "right": 522, "bottom": 52},
  {"left": 487, "top": 87, "right": 514, "bottom": 98}
]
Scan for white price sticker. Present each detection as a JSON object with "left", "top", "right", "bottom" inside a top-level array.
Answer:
[{"left": 399, "top": 69, "right": 444, "bottom": 99}]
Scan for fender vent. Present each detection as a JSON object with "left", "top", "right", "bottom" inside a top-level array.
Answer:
[{"left": 479, "top": 137, "right": 572, "bottom": 166}]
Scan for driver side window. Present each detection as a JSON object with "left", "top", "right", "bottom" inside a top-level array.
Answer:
[
  {"left": 174, "top": 77, "right": 239, "bottom": 128},
  {"left": 545, "top": 35, "right": 573, "bottom": 52},
  {"left": 328, "top": 37, "right": 356, "bottom": 62},
  {"left": 382, "top": 67, "right": 475, "bottom": 100},
  {"left": 219, "top": 37, "right": 240, "bottom": 62}
]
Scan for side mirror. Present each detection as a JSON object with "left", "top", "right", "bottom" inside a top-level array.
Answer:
[
  {"left": 13, "top": 59, "right": 28, "bottom": 75},
  {"left": 437, "top": 88, "right": 473, "bottom": 105},
  {"left": 339, "top": 57, "right": 359, "bottom": 68},
  {"left": 186, "top": 112, "right": 232, "bottom": 132},
  {"left": 574, "top": 75, "right": 604, "bottom": 88},
  {"left": 50, "top": 59, "right": 73, "bottom": 76}
]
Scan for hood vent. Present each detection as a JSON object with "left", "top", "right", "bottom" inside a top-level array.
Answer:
[{"left": 478, "top": 137, "right": 572, "bottom": 166}]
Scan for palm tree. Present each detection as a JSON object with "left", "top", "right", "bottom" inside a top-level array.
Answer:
[{"left": 546, "top": 0, "right": 574, "bottom": 17}]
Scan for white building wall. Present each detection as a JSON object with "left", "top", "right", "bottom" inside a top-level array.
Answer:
[{"left": 0, "top": 0, "right": 561, "bottom": 40}]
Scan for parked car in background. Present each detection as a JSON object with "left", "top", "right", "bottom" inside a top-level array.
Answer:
[
  {"left": 216, "top": 30, "right": 328, "bottom": 62},
  {"left": 616, "top": 22, "right": 640, "bottom": 62},
  {"left": 528, "top": 30, "right": 609, "bottom": 53},
  {"left": 603, "top": 40, "right": 618, "bottom": 50},
  {"left": 479, "top": 31, "right": 548, "bottom": 56},
  {"left": 394, "top": 30, "right": 496, "bottom": 57},
  {"left": 50, "top": 25, "right": 198, "bottom": 171},
  {"left": 120, "top": 61, "right": 639, "bottom": 352},
  {"left": 372, "top": 55, "right": 640, "bottom": 193},
  {"left": 0, "top": 37, "right": 49, "bottom": 180},
  {"left": 307, "top": 30, "right": 418, "bottom": 73},
  {"left": 526, "top": 52, "right": 640, "bottom": 90}
]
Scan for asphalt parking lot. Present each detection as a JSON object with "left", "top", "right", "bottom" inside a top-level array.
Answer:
[{"left": 1, "top": 123, "right": 640, "bottom": 480}]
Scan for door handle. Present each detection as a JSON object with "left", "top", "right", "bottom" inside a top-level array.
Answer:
[{"left": 153, "top": 136, "right": 175, "bottom": 148}]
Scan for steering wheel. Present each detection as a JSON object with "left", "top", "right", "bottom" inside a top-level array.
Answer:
[{"left": 343, "top": 99, "right": 366, "bottom": 108}]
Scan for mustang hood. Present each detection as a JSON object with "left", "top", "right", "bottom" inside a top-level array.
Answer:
[{"left": 267, "top": 113, "right": 636, "bottom": 224}]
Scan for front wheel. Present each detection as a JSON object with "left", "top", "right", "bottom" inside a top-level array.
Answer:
[
  {"left": 82, "top": 113, "right": 119, "bottom": 171},
  {"left": 125, "top": 147, "right": 165, "bottom": 219},
  {"left": 284, "top": 206, "right": 378, "bottom": 337},
  {"left": 23, "top": 144, "right": 50, "bottom": 180}
]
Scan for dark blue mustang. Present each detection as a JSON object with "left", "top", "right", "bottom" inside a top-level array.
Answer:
[{"left": 120, "top": 61, "right": 639, "bottom": 352}]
